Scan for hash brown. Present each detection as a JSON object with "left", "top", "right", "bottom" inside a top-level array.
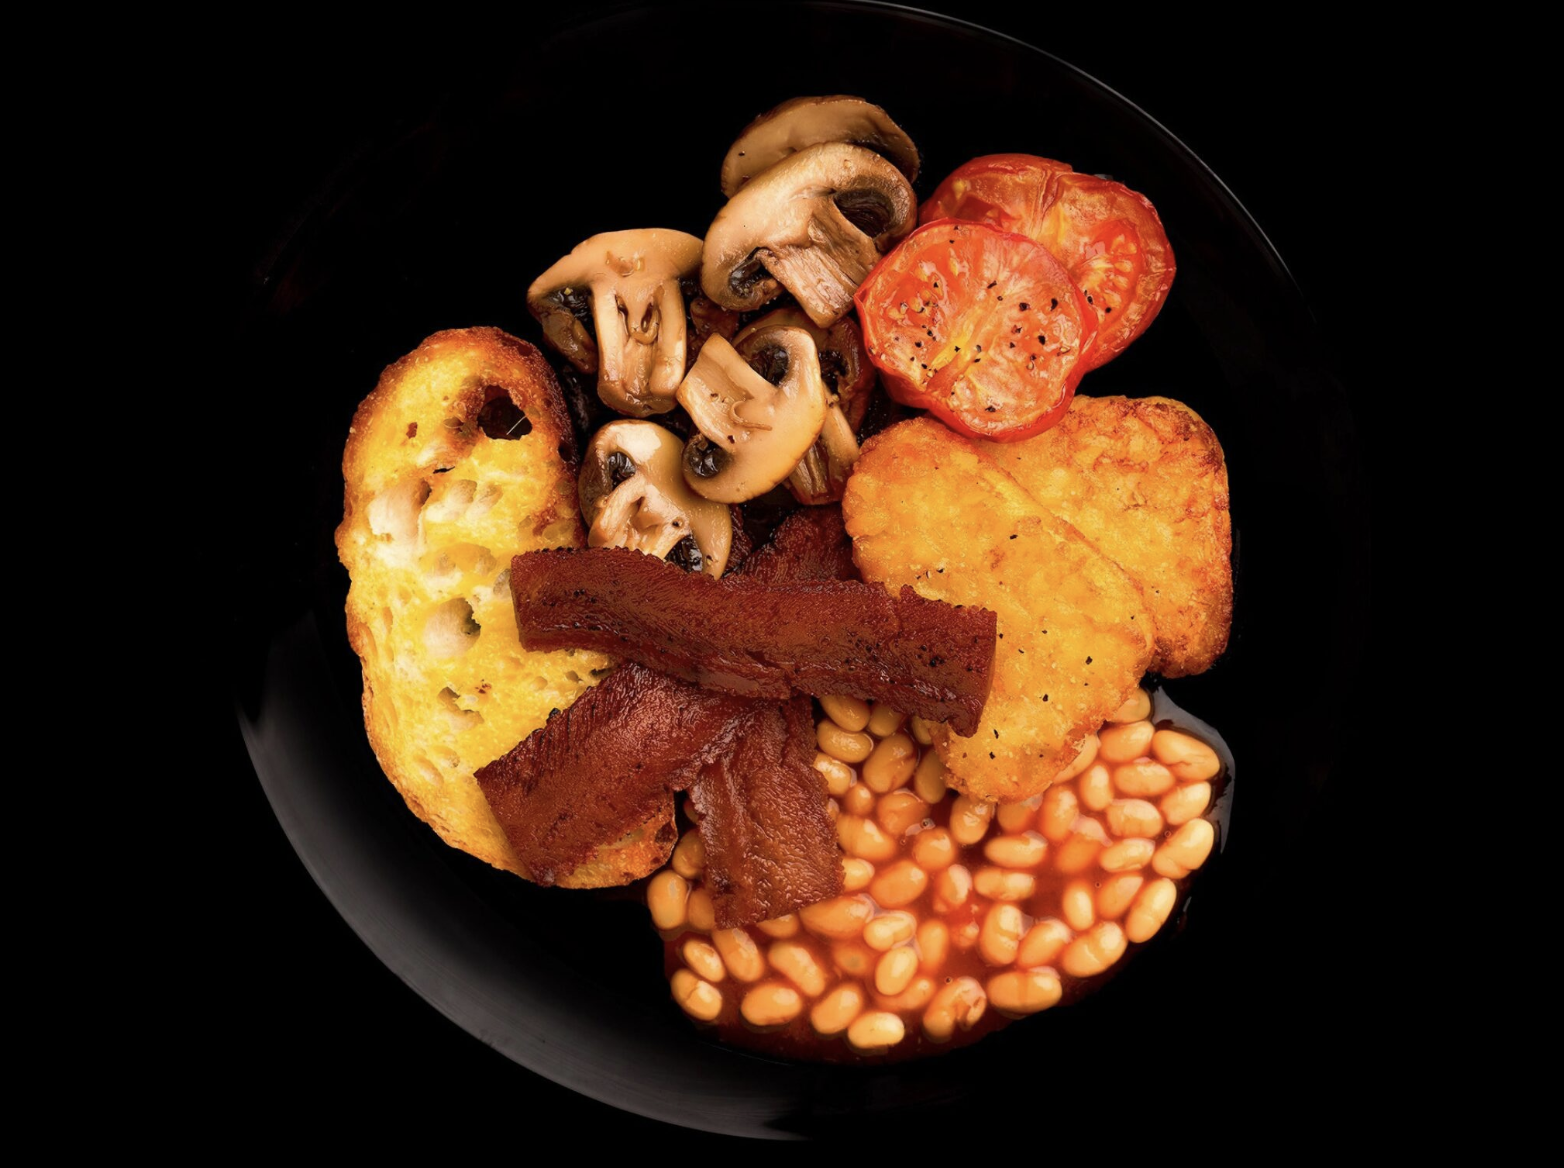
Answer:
[
  {"left": 974, "top": 395, "right": 1232, "bottom": 676},
  {"left": 843, "top": 417, "right": 1154, "bottom": 803}
]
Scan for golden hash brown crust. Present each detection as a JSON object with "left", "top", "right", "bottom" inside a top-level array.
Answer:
[
  {"left": 974, "top": 395, "right": 1232, "bottom": 677},
  {"left": 843, "top": 418, "right": 1153, "bottom": 804},
  {"left": 336, "top": 327, "right": 667, "bottom": 888}
]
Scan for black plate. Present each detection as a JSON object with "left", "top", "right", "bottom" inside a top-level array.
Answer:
[{"left": 230, "top": 1, "right": 1369, "bottom": 1138}]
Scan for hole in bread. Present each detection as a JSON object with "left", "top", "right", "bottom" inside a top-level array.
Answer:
[
  {"left": 493, "top": 568, "right": 511, "bottom": 593},
  {"left": 432, "top": 746, "right": 461, "bottom": 769},
  {"left": 424, "top": 598, "right": 480, "bottom": 658},
  {"left": 477, "top": 393, "right": 532, "bottom": 439},
  {"left": 368, "top": 479, "right": 431, "bottom": 545},
  {"left": 539, "top": 518, "right": 578, "bottom": 547},
  {"left": 437, "top": 686, "right": 484, "bottom": 732},
  {"left": 423, "top": 478, "right": 477, "bottom": 523}
]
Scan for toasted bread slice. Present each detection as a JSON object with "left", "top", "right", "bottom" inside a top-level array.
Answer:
[
  {"left": 337, "top": 328, "right": 669, "bottom": 888},
  {"left": 974, "top": 395, "right": 1232, "bottom": 676},
  {"left": 844, "top": 417, "right": 1153, "bottom": 803}
]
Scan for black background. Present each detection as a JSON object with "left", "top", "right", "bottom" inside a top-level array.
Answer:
[{"left": 218, "top": 2, "right": 1384, "bottom": 1140}]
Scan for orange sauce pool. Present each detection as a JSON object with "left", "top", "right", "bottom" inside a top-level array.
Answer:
[{"left": 651, "top": 685, "right": 1230, "bottom": 1061}]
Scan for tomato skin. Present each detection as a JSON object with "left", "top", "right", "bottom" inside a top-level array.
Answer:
[
  {"left": 921, "top": 156, "right": 1175, "bottom": 370},
  {"left": 854, "top": 219, "right": 1098, "bottom": 442},
  {"left": 920, "top": 153, "right": 1073, "bottom": 239}
]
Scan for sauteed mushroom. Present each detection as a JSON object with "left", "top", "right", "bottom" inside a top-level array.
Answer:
[
  {"left": 676, "top": 332, "right": 827, "bottom": 504},
  {"left": 529, "top": 229, "right": 704, "bottom": 417},
  {"left": 579, "top": 420, "right": 733, "bottom": 577},
  {"left": 701, "top": 144, "right": 915, "bottom": 328},
  {"left": 720, "top": 95, "right": 919, "bottom": 197}
]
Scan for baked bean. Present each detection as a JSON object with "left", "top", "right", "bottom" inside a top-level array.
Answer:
[
  {"left": 1097, "top": 873, "right": 1144, "bottom": 920},
  {"left": 741, "top": 981, "right": 803, "bottom": 1027},
  {"left": 911, "top": 827, "right": 957, "bottom": 871},
  {"left": 810, "top": 982, "right": 865, "bottom": 1035},
  {"left": 863, "top": 911, "right": 918, "bottom": 951},
  {"left": 831, "top": 941, "right": 875, "bottom": 978},
  {"left": 820, "top": 694, "right": 871, "bottom": 733},
  {"left": 866, "top": 703, "right": 907, "bottom": 738},
  {"left": 1079, "top": 763, "right": 1114, "bottom": 812},
  {"left": 878, "top": 790, "right": 931, "bottom": 836},
  {"left": 917, "top": 919, "right": 949, "bottom": 973},
  {"left": 755, "top": 914, "right": 799, "bottom": 939},
  {"left": 1125, "top": 877, "right": 1178, "bottom": 942},
  {"left": 984, "top": 833, "right": 1048, "bottom": 869},
  {"left": 997, "top": 795, "right": 1040, "bottom": 834},
  {"left": 647, "top": 871, "right": 690, "bottom": 931},
  {"left": 909, "top": 715, "right": 938, "bottom": 746},
  {"left": 1038, "top": 785, "right": 1078, "bottom": 843},
  {"left": 671, "top": 969, "right": 723, "bottom": 1021},
  {"left": 876, "top": 975, "right": 936, "bottom": 1012},
  {"left": 847, "top": 1010, "right": 906, "bottom": 1052},
  {"left": 672, "top": 829, "right": 706, "bottom": 879},
  {"left": 1108, "top": 687, "right": 1152, "bottom": 724},
  {"left": 843, "top": 783, "right": 876, "bottom": 817},
  {"left": 979, "top": 903, "right": 1025, "bottom": 965},
  {"left": 913, "top": 751, "right": 949, "bottom": 804},
  {"left": 837, "top": 814, "right": 897, "bottom": 861},
  {"left": 1152, "top": 729, "right": 1221, "bottom": 782},
  {"left": 1114, "top": 759, "right": 1176, "bottom": 797},
  {"left": 933, "top": 864, "right": 973, "bottom": 911},
  {"left": 1099, "top": 838, "right": 1155, "bottom": 872},
  {"left": 682, "top": 938, "right": 726, "bottom": 983},
  {"left": 713, "top": 928, "right": 766, "bottom": 982},
  {"left": 1161, "top": 781, "right": 1212, "bottom": 826},
  {"left": 800, "top": 895, "right": 874, "bottom": 940},
  {"left": 814, "top": 752, "right": 856, "bottom": 798},
  {"left": 1099, "top": 719, "right": 1155, "bottom": 764},
  {"left": 842, "top": 857, "right": 875, "bottom": 892},
  {"left": 818, "top": 719, "right": 874, "bottom": 764},
  {"left": 1062, "top": 878, "right": 1096, "bottom": 931},
  {"left": 1053, "top": 830, "right": 1104, "bottom": 876},
  {"left": 950, "top": 795, "right": 994, "bottom": 845},
  {"left": 974, "top": 866, "right": 1036, "bottom": 901},
  {"left": 1055, "top": 734, "right": 1100, "bottom": 783},
  {"left": 923, "top": 976, "right": 986, "bottom": 1040},
  {"left": 863, "top": 732, "right": 918, "bottom": 793},
  {"left": 1107, "top": 799, "right": 1164, "bottom": 839},
  {"left": 1016, "top": 918, "right": 1071, "bottom": 968},
  {"left": 875, "top": 946, "right": 919, "bottom": 996},
  {"left": 769, "top": 941, "right": 828, "bottom": 996},
  {"left": 870, "top": 860, "right": 928, "bottom": 908},
  {"left": 1153, "top": 818, "right": 1215, "bottom": 879},
  {"left": 687, "top": 887, "right": 716, "bottom": 932},
  {"left": 1060, "top": 922, "right": 1127, "bottom": 977},
  {"left": 986, "top": 968, "right": 1062, "bottom": 1015},
  {"left": 950, "top": 918, "right": 980, "bottom": 952}
]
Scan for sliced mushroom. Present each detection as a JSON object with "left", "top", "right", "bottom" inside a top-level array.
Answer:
[
  {"left": 676, "top": 332, "right": 827, "bottom": 504},
  {"left": 579, "top": 420, "right": 733, "bottom": 577},
  {"left": 701, "top": 143, "right": 916, "bottom": 328},
  {"left": 721, "top": 96, "right": 919, "bottom": 197},
  {"left": 528, "top": 230, "right": 704, "bottom": 417},
  {"left": 733, "top": 307, "right": 875, "bottom": 430},
  {"left": 733, "top": 308, "right": 871, "bottom": 506}
]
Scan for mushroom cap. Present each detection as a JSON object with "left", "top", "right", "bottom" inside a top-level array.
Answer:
[
  {"left": 676, "top": 332, "right": 827, "bottom": 504},
  {"left": 579, "top": 420, "right": 733, "bottom": 578},
  {"left": 527, "top": 229, "right": 704, "bottom": 416},
  {"left": 720, "top": 95, "right": 919, "bottom": 197},
  {"left": 701, "top": 143, "right": 916, "bottom": 325},
  {"left": 733, "top": 306, "right": 876, "bottom": 431}
]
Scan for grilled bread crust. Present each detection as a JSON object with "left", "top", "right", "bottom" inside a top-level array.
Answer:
[{"left": 336, "top": 328, "right": 673, "bottom": 887}]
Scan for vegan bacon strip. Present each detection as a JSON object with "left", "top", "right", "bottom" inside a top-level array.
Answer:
[
  {"left": 474, "top": 663, "right": 754, "bottom": 886},
  {"left": 740, "top": 505, "right": 859, "bottom": 586},
  {"left": 508, "top": 545, "right": 997, "bottom": 735},
  {"left": 690, "top": 696, "right": 844, "bottom": 928}
]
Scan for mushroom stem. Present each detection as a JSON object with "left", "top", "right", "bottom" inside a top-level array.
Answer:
[
  {"left": 589, "top": 479, "right": 693, "bottom": 560},
  {"left": 763, "top": 208, "right": 885, "bottom": 327},
  {"left": 651, "top": 278, "right": 688, "bottom": 400},
  {"left": 787, "top": 403, "right": 860, "bottom": 505}
]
